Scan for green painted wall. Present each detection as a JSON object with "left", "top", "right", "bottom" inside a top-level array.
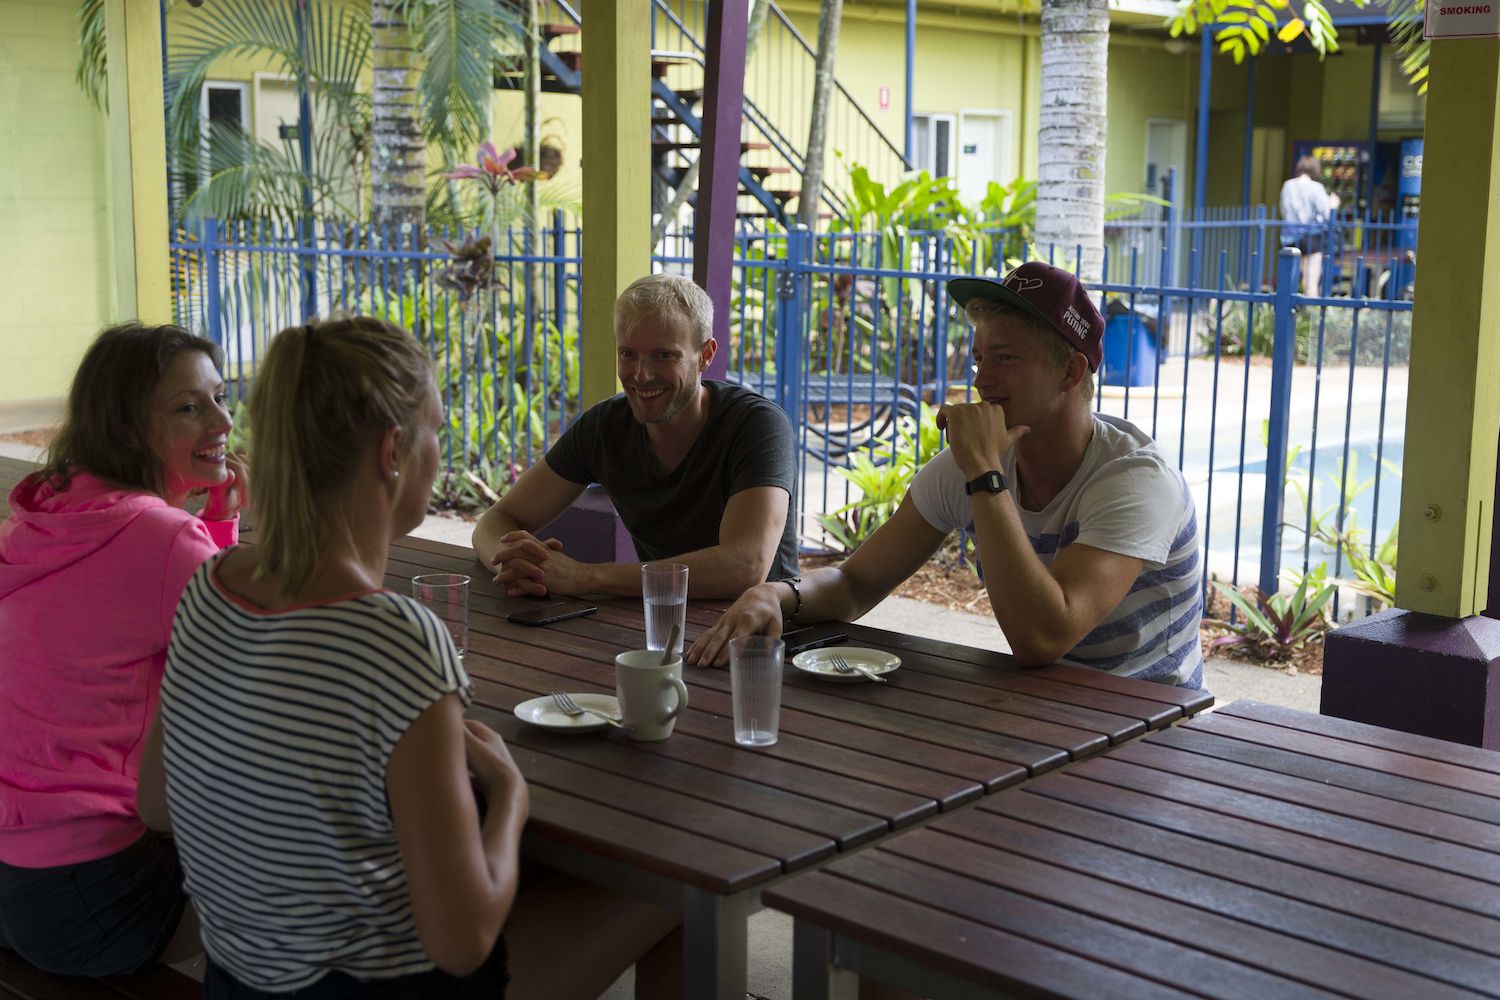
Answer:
[
  {"left": 0, "top": 0, "right": 113, "bottom": 405},
  {"left": 1105, "top": 44, "right": 1197, "bottom": 199}
]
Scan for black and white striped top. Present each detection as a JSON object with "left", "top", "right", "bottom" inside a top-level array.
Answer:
[{"left": 160, "top": 555, "right": 471, "bottom": 991}]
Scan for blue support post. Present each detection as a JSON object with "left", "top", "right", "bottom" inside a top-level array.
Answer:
[
  {"left": 1240, "top": 56, "right": 1257, "bottom": 212},
  {"left": 1366, "top": 37, "right": 1383, "bottom": 216},
  {"left": 551, "top": 211, "right": 567, "bottom": 333},
  {"left": 774, "top": 225, "right": 811, "bottom": 435},
  {"left": 904, "top": 0, "right": 916, "bottom": 161},
  {"left": 293, "top": 0, "right": 317, "bottom": 320},
  {"left": 203, "top": 217, "right": 223, "bottom": 349},
  {"left": 1192, "top": 30, "right": 1213, "bottom": 218},
  {"left": 1260, "top": 247, "right": 1302, "bottom": 598},
  {"left": 1161, "top": 168, "right": 1177, "bottom": 339}
]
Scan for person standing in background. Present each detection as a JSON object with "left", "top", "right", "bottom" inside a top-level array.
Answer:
[{"left": 1280, "top": 155, "right": 1341, "bottom": 296}]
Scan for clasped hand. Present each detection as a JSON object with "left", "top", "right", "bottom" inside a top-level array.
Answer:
[
  {"left": 489, "top": 530, "right": 585, "bottom": 597},
  {"left": 934, "top": 401, "right": 1028, "bottom": 478}
]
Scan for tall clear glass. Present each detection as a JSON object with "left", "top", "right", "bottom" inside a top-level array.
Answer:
[
  {"left": 730, "top": 635, "right": 784, "bottom": 747},
  {"left": 642, "top": 562, "right": 689, "bottom": 652},
  {"left": 412, "top": 574, "right": 470, "bottom": 656}
]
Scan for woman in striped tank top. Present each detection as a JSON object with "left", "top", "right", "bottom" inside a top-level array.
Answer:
[{"left": 136, "top": 317, "right": 679, "bottom": 998}]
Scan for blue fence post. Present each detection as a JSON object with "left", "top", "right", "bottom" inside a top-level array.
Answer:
[
  {"left": 774, "top": 224, "right": 811, "bottom": 429},
  {"left": 1161, "top": 168, "right": 1177, "bottom": 345},
  {"left": 551, "top": 211, "right": 566, "bottom": 333},
  {"left": 203, "top": 217, "right": 223, "bottom": 349},
  {"left": 1260, "top": 246, "right": 1302, "bottom": 598}
]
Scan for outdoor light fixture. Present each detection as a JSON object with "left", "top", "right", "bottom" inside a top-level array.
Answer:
[{"left": 1162, "top": 38, "right": 1190, "bottom": 55}]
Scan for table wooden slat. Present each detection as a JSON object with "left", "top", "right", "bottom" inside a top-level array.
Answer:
[
  {"left": 768, "top": 704, "right": 1500, "bottom": 999},
  {"left": 823, "top": 848, "right": 1383, "bottom": 1000},
  {"left": 1216, "top": 699, "right": 1500, "bottom": 775},
  {"left": 1183, "top": 711, "right": 1500, "bottom": 800},
  {"left": 767, "top": 871, "right": 1202, "bottom": 1000},
  {"left": 979, "top": 786, "right": 1500, "bottom": 959},
  {"left": 1111, "top": 737, "right": 1500, "bottom": 849},
  {"left": 931, "top": 805, "right": 1500, "bottom": 991}
]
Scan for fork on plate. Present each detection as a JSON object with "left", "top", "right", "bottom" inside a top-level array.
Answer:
[
  {"left": 549, "top": 690, "right": 624, "bottom": 727},
  {"left": 830, "top": 654, "right": 887, "bottom": 683}
]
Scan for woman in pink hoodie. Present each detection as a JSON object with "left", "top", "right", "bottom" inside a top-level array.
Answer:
[{"left": 0, "top": 322, "right": 245, "bottom": 975}]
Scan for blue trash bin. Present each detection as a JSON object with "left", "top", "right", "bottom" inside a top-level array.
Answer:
[{"left": 1101, "top": 300, "right": 1160, "bottom": 387}]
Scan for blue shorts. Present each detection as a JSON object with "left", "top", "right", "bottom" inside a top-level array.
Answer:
[{"left": 0, "top": 831, "right": 187, "bottom": 975}]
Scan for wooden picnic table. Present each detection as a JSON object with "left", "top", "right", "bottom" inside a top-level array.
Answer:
[
  {"left": 767, "top": 699, "right": 1500, "bottom": 999},
  {"left": 0, "top": 455, "right": 1213, "bottom": 998},
  {"left": 376, "top": 531, "right": 1208, "bottom": 998}
]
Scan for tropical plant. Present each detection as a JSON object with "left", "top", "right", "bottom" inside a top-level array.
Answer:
[
  {"left": 1208, "top": 570, "right": 1337, "bottom": 661},
  {"left": 817, "top": 403, "right": 945, "bottom": 552},
  {"left": 78, "top": 0, "right": 528, "bottom": 227},
  {"left": 1168, "top": 0, "right": 1427, "bottom": 94}
]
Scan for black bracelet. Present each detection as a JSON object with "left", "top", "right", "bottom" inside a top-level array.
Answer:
[{"left": 783, "top": 577, "right": 803, "bottom": 625}]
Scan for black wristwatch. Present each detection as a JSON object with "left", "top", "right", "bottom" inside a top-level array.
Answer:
[{"left": 963, "top": 470, "right": 1007, "bottom": 496}]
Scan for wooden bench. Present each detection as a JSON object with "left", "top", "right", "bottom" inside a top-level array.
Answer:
[
  {"left": 767, "top": 699, "right": 1500, "bottom": 999},
  {"left": 0, "top": 950, "right": 199, "bottom": 999}
]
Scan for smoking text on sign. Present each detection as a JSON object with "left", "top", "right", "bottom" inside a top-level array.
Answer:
[{"left": 1425, "top": 0, "right": 1500, "bottom": 37}]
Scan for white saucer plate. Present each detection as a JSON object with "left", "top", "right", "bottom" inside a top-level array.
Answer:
[
  {"left": 791, "top": 646, "right": 901, "bottom": 683},
  {"left": 513, "top": 693, "right": 621, "bottom": 732}
]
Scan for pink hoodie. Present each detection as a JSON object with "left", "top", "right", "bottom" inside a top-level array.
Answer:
[{"left": 0, "top": 471, "right": 236, "bottom": 868}]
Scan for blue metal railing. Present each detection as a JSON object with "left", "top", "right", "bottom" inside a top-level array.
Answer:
[{"left": 171, "top": 212, "right": 1413, "bottom": 619}]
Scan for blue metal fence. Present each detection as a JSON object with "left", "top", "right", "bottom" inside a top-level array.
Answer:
[{"left": 171, "top": 211, "right": 1413, "bottom": 617}]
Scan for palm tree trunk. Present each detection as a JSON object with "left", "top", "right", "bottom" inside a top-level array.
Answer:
[
  {"left": 371, "top": 0, "right": 425, "bottom": 243},
  {"left": 797, "top": 0, "right": 843, "bottom": 229},
  {"left": 1036, "top": 0, "right": 1108, "bottom": 284}
]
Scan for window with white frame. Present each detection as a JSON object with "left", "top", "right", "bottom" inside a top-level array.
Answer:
[{"left": 911, "top": 113, "right": 956, "bottom": 178}]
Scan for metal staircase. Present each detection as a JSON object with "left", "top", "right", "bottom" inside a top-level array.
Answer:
[{"left": 495, "top": 0, "right": 911, "bottom": 226}]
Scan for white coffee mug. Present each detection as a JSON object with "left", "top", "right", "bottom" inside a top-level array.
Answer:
[{"left": 615, "top": 650, "right": 690, "bottom": 742}]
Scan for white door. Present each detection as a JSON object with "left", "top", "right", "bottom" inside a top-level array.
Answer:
[
  {"left": 957, "top": 111, "right": 1012, "bottom": 205},
  {"left": 1145, "top": 119, "right": 1188, "bottom": 206}
]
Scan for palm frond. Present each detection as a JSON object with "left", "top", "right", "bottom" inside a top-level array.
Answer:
[
  {"left": 405, "top": 0, "right": 526, "bottom": 152},
  {"left": 180, "top": 120, "right": 356, "bottom": 226},
  {"left": 166, "top": 0, "right": 368, "bottom": 163},
  {"left": 1385, "top": 0, "right": 1428, "bottom": 94},
  {"left": 76, "top": 0, "right": 107, "bottom": 111}
]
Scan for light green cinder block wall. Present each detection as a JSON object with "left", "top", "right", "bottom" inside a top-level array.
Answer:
[{"left": 0, "top": 0, "right": 114, "bottom": 406}]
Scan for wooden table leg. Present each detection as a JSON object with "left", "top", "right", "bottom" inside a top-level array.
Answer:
[
  {"left": 683, "top": 886, "right": 758, "bottom": 1000},
  {"left": 792, "top": 919, "right": 858, "bottom": 1000}
]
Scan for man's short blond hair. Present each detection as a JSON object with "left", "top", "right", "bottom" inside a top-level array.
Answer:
[
  {"left": 966, "top": 297, "right": 1095, "bottom": 403},
  {"left": 614, "top": 273, "right": 714, "bottom": 348}
]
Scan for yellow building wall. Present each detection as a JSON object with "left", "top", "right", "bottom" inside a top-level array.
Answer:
[
  {"left": 0, "top": 0, "right": 114, "bottom": 405},
  {"left": 1105, "top": 44, "right": 1198, "bottom": 200}
]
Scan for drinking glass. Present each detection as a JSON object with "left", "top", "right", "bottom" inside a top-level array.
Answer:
[
  {"left": 642, "top": 562, "right": 689, "bottom": 652},
  {"left": 412, "top": 574, "right": 470, "bottom": 656},
  {"left": 729, "top": 635, "right": 784, "bottom": 747}
]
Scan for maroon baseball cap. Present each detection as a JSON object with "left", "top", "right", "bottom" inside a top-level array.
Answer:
[{"left": 948, "top": 262, "right": 1105, "bottom": 372}]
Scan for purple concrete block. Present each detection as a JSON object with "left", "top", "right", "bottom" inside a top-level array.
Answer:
[
  {"left": 536, "top": 486, "right": 637, "bottom": 565},
  {"left": 1321, "top": 607, "right": 1500, "bottom": 747}
]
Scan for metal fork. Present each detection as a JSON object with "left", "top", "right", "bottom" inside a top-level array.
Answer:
[
  {"left": 830, "top": 654, "right": 887, "bottom": 684},
  {"left": 549, "top": 690, "right": 624, "bottom": 727}
]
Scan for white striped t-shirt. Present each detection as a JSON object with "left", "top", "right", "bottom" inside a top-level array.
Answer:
[
  {"left": 909, "top": 414, "right": 1204, "bottom": 688},
  {"left": 160, "top": 556, "right": 472, "bottom": 991}
]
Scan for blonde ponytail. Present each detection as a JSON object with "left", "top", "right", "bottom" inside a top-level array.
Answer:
[{"left": 247, "top": 317, "right": 432, "bottom": 594}]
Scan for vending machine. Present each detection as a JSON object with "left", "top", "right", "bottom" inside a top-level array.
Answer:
[
  {"left": 1398, "top": 138, "right": 1423, "bottom": 217},
  {"left": 1290, "top": 140, "right": 1368, "bottom": 210}
]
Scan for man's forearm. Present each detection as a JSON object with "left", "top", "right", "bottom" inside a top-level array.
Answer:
[
  {"left": 968, "top": 492, "right": 1074, "bottom": 663},
  {"left": 564, "top": 541, "right": 782, "bottom": 599},
  {"left": 472, "top": 508, "right": 524, "bottom": 567}
]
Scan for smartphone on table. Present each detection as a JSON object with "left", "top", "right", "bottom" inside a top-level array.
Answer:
[
  {"left": 781, "top": 626, "right": 850, "bottom": 657},
  {"left": 506, "top": 601, "right": 599, "bottom": 627}
]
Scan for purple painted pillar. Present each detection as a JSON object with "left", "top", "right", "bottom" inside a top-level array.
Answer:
[{"left": 694, "top": 0, "right": 748, "bottom": 383}]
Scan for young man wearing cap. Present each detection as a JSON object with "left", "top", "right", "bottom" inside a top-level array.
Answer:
[{"left": 688, "top": 262, "right": 1203, "bottom": 688}]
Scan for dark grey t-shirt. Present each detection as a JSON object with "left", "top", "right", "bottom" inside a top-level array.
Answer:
[{"left": 544, "top": 380, "right": 799, "bottom": 580}]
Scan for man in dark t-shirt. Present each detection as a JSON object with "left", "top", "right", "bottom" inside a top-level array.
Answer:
[{"left": 472, "top": 273, "right": 799, "bottom": 599}]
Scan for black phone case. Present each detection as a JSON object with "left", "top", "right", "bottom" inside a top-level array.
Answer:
[{"left": 507, "top": 604, "right": 598, "bottom": 626}]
